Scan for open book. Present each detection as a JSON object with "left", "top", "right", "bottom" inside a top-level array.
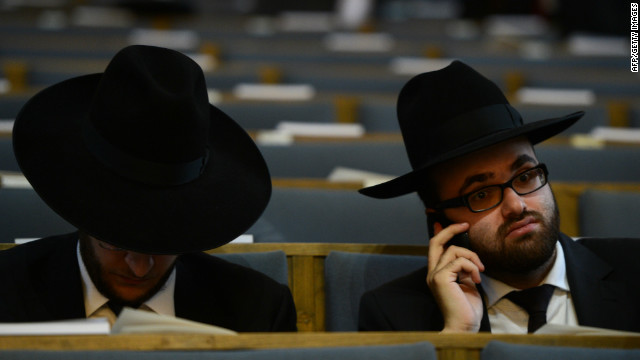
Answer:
[
  {"left": 535, "top": 323, "right": 640, "bottom": 336},
  {"left": 112, "top": 307, "right": 236, "bottom": 335},
  {"left": 0, "top": 308, "right": 236, "bottom": 336}
]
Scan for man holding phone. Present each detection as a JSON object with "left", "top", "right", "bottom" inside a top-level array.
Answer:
[{"left": 357, "top": 61, "right": 640, "bottom": 333}]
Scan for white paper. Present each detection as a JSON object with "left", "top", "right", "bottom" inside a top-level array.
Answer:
[
  {"left": 324, "top": 32, "right": 394, "bottom": 52},
  {"left": 230, "top": 234, "right": 254, "bottom": 244},
  {"left": 14, "top": 238, "right": 39, "bottom": 244},
  {"left": 484, "top": 15, "right": 550, "bottom": 37},
  {"left": 568, "top": 34, "right": 627, "bottom": 56},
  {"left": 71, "top": 6, "right": 135, "bottom": 28},
  {"left": 112, "top": 307, "right": 236, "bottom": 335},
  {"left": 276, "top": 121, "right": 365, "bottom": 138},
  {"left": 186, "top": 53, "right": 217, "bottom": 72},
  {"left": 0, "top": 79, "right": 10, "bottom": 94},
  {"left": 0, "top": 119, "right": 14, "bottom": 132},
  {"left": 590, "top": 126, "right": 640, "bottom": 143},
  {"left": 0, "top": 318, "right": 110, "bottom": 336},
  {"left": 255, "top": 130, "right": 295, "bottom": 146},
  {"left": 128, "top": 29, "right": 200, "bottom": 51},
  {"left": 389, "top": 57, "right": 453, "bottom": 75},
  {"left": 535, "top": 323, "right": 640, "bottom": 336},
  {"left": 328, "top": 166, "right": 394, "bottom": 187},
  {"left": 515, "top": 87, "right": 596, "bottom": 106},
  {"left": 233, "top": 84, "right": 315, "bottom": 101},
  {"left": 1, "top": 173, "right": 32, "bottom": 188}
]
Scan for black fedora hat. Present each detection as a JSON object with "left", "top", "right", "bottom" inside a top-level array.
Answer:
[
  {"left": 13, "top": 45, "right": 271, "bottom": 254},
  {"left": 359, "top": 60, "right": 584, "bottom": 199}
]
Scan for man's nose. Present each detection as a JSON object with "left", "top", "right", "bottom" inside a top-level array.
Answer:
[
  {"left": 500, "top": 187, "right": 526, "bottom": 218},
  {"left": 124, "top": 252, "right": 155, "bottom": 277}
]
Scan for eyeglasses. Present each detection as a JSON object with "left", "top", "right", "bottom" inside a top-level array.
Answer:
[{"left": 434, "top": 163, "right": 549, "bottom": 213}]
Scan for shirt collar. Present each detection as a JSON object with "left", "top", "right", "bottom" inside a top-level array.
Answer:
[
  {"left": 481, "top": 240, "right": 569, "bottom": 308},
  {"left": 76, "top": 240, "right": 176, "bottom": 317}
]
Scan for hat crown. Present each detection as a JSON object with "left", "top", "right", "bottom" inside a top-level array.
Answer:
[
  {"left": 358, "top": 60, "right": 582, "bottom": 199},
  {"left": 397, "top": 60, "right": 519, "bottom": 170},
  {"left": 87, "top": 45, "right": 209, "bottom": 165}
]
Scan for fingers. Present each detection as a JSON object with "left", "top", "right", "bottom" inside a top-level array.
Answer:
[
  {"left": 426, "top": 220, "right": 485, "bottom": 333},
  {"left": 430, "top": 255, "right": 483, "bottom": 285},
  {"left": 428, "top": 222, "right": 484, "bottom": 274}
]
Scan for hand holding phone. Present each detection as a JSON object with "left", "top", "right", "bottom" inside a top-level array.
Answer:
[{"left": 426, "top": 212, "right": 484, "bottom": 333}]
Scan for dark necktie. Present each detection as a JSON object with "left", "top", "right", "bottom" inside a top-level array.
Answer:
[
  {"left": 106, "top": 301, "right": 124, "bottom": 316},
  {"left": 505, "top": 284, "right": 555, "bottom": 333}
]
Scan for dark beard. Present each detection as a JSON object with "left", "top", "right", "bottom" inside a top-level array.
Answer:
[
  {"left": 473, "top": 201, "right": 560, "bottom": 277},
  {"left": 79, "top": 235, "right": 176, "bottom": 308}
]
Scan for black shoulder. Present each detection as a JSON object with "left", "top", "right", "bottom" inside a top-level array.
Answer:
[
  {"left": 575, "top": 237, "right": 640, "bottom": 272},
  {"left": 0, "top": 232, "right": 78, "bottom": 269}
]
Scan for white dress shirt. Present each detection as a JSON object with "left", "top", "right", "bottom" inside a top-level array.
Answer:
[
  {"left": 481, "top": 241, "right": 579, "bottom": 333},
  {"left": 76, "top": 241, "right": 176, "bottom": 326}
]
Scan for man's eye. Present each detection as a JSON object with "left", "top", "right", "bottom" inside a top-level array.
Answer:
[{"left": 518, "top": 173, "right": 531, "bottom": 182}]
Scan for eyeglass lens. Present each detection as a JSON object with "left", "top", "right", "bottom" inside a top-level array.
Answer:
[{"left": 467, "top": 167, "right": 546, "bottom": 211}]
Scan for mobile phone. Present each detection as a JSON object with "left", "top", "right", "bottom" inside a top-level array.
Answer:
[{"left": 432, "top": 213, "right": 471, "bottom": 250}]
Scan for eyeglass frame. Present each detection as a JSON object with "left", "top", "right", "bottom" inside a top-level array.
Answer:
[
  {"left": 97, "top": 241, "right": 127, "bottom": 252},
  {"left": 433, "top": 163, "right": 549, "bottom": 213}
]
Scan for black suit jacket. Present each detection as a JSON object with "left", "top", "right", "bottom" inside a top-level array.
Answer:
[
  {"left": 0, "top": 233, "right": 297, "bottom": 332},
  {"left": 359, "top": 234, "right": 640, "bottom": 333}
]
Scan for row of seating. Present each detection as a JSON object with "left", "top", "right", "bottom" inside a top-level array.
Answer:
[
  {"left": 0, "top": 184, "right": 638, "bottom": 244},
  {"left": 1, "top": 340, "right": 638, "bottom": 360},
  {"left": 2, "top": 135, "right": 638, "bottom": 182},
  {"left": 1, "top": 95, "right": 636, "bottom": 133}
]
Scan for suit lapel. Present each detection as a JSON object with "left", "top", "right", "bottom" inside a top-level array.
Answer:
[
  {"left": 561, "top": 234, "right": 631, "bottom": 329},
  {"left": 174, "top": 254, "right": 220, "bottom": 326}
]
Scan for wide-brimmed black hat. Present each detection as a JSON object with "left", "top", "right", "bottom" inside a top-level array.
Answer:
[
  {"left": 360, "top": 60, "right": 584, "bottom": 199},
  {"left": 13, "top": 45, "right": 271, "bottom": 254}
]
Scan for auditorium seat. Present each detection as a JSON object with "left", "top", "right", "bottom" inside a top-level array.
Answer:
[
  {"left": 324, "top": 251, "right": 427, "bottom": 331},
  {"left": 578, "top": 189, "right": 640, "bottom": 238},
  {"left": 212, "top": 251, "right": 289, "bottom": 285},
  {"left": 247, "top": 187, "right": 427, "bottom": 245},
  {"left": 535, "top": 146, "right": 640, "bottom": 182},
  {"left": 0, "top": 187, "right": 75, "bottom": 243},
  {"left": 257, "top": 142, "right": 409, "bottom": 179},
  {"left": 0, "top": 137, "right": 20, "bottom": 172},
  {"left": 0, "top": 341, "right": 437, "bottom": 360},
  {"left": 481, "top": 340, "right": 640, "bottom": 360},
  {"left": 218, "top": 100, "right": 335, "bottom": 131}
]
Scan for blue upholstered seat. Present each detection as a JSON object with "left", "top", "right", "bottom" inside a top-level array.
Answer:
[
  {"left": 0, "top": 341, "right": 437, "bottom": 360},
  {"left": 578, "top": 189, "right": 640, "bottom": 237},
  {"left": 247, "top": 187, "right": 427, "bottom": 244},
  {"left": 0, "top": 188, "right": 75, "bottom": 243},
  {"left": 324, "top": 251, "right": 427, "bottom": 331},
  {"left": 213, "top": 251, "right": 289, "bottom": 285},
  {"left": 481, "top": 340, "right": 640, "bottom": 360}
]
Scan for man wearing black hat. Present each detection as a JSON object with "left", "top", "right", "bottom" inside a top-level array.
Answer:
[
  {"left": 0, "top": 45, "right": 297, "bottom": 331},
  {"left": 358, "top": 61, "right": 640, "bottom": 334}
]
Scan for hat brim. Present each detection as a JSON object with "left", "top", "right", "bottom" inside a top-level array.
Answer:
[
  {"left": 13, "top": 73, "right": 271, "bottom": 254},
  {"left": 359, "top": 111, "right": 584, "bottom": 199}
]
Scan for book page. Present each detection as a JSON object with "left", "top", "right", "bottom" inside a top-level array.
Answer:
[
  {"left": 111, "top": 307, "right": 237, "bottom": 335},
  {"left": 0, "top": 318, "right": 110, "bottom": 336},
  {"left": 535, "top": 323, "right": 640, "bottom": 336}
]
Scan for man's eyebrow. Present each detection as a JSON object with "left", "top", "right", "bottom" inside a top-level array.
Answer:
[
  {"left": 459, "top": 172, "right": 493, "bottom": 195},
  {"left": 458, "top": 154, "right": 538, "bottom": 195},
  {"left": 511, "top": 154, "right": 537, "bottom": 172}
]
